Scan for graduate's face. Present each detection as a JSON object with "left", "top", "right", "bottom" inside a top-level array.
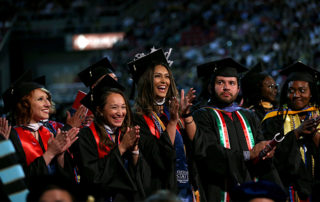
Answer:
[
  {"left": 261, "top": 76, "right": 278, "bottom": 102},
  {"left": 214, "top": 76, "right": 240, "bottom": 105},
  {"left": 39, "top": 189, "right": 73, "bottom": 202},
  {"left": 287, "top": 80, "right": 311, "bottom": 110},
  {"left": 101, "top": 92, "right": 126, "bottom": 128},
  {"left": 29, "top": 89, "right": 51, "bottom": 123},
  {"left": 153, "top": 65, "right": 170, "bottom": 100}
]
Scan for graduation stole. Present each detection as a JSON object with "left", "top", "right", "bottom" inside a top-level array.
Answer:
[
  {"left": 144, "top": 109, "right": 192, "bottom": 200},
  {"left": 41, "top": 120, "right": 64, "bottom": 135},
  {"left": 205, "top": 107, "right": 255, "bottom": 150},
  {"left": 143, "top": 112, "right": 182, "bottom": 139},
  {"left": 282, "top": 109, "right": 318, "bottom": 178},
  {"left": 89, "top": 123, "right": 121, "bottom": 158},
  {"left": 262, "top": 106, "right": 318, "bottom": 122},
  {"left": 14, "top": 126, "right": 51, "bottom": 166}
]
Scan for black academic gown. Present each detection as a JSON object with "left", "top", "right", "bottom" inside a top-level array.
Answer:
[
  {"left": 192, "top": 107, "right": 283, "bottom": 202},
  {"left": 250, "top": 105, "right": 269, "bottom": 123},
  {"left": 133, "top": 113, "right": 177, "bottom": 196},
  {"left": 73, "top": 124, "right": 149, "bottom": 202},
  {"left": 261, "top": 114, "right": 314, "bottom": 200},
  {"left": 9, "top": 127, "right": 75, "bottom": 187}
]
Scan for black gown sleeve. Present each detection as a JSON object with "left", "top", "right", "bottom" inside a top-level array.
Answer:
[
  {"left": 261, "top": 116, "right": 312, "bottom": 199},
  {"left": 133, "top": 113, "right": 177, "bottom": 193},
  {"left": 74, "top": 126, "right": 141, "bottom": 200}
]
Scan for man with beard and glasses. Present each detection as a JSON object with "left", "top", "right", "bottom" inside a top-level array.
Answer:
[{"left": 185, "top": 58, "right": 285, "bottom": 202}]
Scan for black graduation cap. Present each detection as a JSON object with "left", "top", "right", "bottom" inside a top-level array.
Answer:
[
  {"left": 78, "top": 57, "right": 115, "bottom": 87},
  {"left": 230, "top": 180, "right": 287, "bottom": 202},
  {"left": 197, "top": 57, "right": 248, "bottom": 78},
  {"left": 241, "top": 62, "right": 267, "bottom": 85},
  {"left": 2, "top": 70, "right": 44, "bottom": 113},
  {"left": 33, "top": 75, "right": 46, "bottom": 87},
  {"left": 280, "top": 61, "right": 319, "bottom": 83},
  {"left": 127, "top": 49, "right": 169, "bottom": 83},
  {"left": 245, "top": 62, "right": 265, "bottom": 76},
  {"left": 80, "top": 74, "right": 125, "bottom": 113}
]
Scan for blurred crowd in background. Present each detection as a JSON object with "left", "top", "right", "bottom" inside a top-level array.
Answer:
[{"left": 1, "top": 0, "right": 320, "bottom": 121}]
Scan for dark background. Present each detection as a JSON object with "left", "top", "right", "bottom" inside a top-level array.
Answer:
[{"left": 1, "top": 0, "right": 320, "bottom": 119}]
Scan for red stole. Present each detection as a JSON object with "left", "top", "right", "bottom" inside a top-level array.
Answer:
[
  {"left": 89, "top": 123, "right": 120, "bottom": 158},
  {"left": 143, "top": 115, "right": 161, "bottom": 139},
  {"left": 14, "top": 126, "right": 51, "bottom": 166},
  {"left": 48, "top": 120, "right": 64, "bottom": 131},
  {"left": 143, "top": 113, "right": 182, "bottom": 139}
]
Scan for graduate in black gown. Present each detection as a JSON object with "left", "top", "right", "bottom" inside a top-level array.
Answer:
[
  {"left": 70, "top": 57, "right": 119, "bottom": 126},
  {"left": 241, "top": 62, "right": 279, "bottom": 122},
  {"left": 74, "top": 74, "right": 148, "bottom": 201},
  {"left": 261, "top": 62, "right": 320, "bottom": 201},
  {"left": 189, "top": 58, "right": 284, "bottom": 202},
  {"left": 128, "top": 48, "right": 197, "bottom": 201},
  {"left": 1, "top": 72, "right": 79, "bottom": 187}
]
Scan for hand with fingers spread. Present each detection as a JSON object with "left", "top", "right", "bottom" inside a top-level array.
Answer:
[
  {"left": 56, "top": 127, "right": 79, "bottom": 167},
  {"left": 180, "top": 88, "right": 196, "bottom": 116},
  {"left": 66, "top": 105, "right": 87, "bottom": 128},
  {"left": 169, "top": 97, "right": 180, "bottom": 122},
  {"left": 0, "top": 117, "right": 11, "bottom": 140},
  {"left": 43, "top": 129, "right": 67, "bottom": 165},
  {"left": 60, "top": 127, "right": 80, "bottom": 152},
  {"left": 118, "top": 126, "right": 140, "bottom": 155},
  {"left": 82, "top": 114, "right": 94, "bottom": 127}
]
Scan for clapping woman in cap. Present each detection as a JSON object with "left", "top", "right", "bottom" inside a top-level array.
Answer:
[
  {"left": 74, "top": 74, "right": 147, "bottom": 201},
  {"left": 1, "top": 72, "right": 79, "bottom": 185},
  {"left": 128, "top": 48, "right": 197, "bottom": 201},
  {"left": 261, "top": 62, "right": 320, "bottom": 201}
]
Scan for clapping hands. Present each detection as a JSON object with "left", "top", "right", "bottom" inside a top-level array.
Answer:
[{"left": 0, "top": 117, "right": 11, "bottom": 140}]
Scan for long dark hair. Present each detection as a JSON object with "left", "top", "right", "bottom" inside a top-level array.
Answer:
[
  {"left": 94, "top": 88, "right": 132, "bottom": 150},
  {"left": 135, "top": 62, "right": 178, "bottom": 116},
  {"left": 241, "top": 72, "right": 273, "bottom": 108}
]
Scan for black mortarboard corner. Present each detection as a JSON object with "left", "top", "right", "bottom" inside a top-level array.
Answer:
[
  {"left": 2, "top": 70, "right": 44, "bottom": 113},
  {"left": 242, "top": 62, "right": 265, "bottom": 79},
  {"left": 78, "top": 57, "right": 115, "bottom": 87},
  {"left": 280, "top": 61, "right": 319, "bottom": 83},
  {"left": 127, "top": 48, "right": 171, "bottom": 83},
  {"left": 33, "top": 75, "right": 46, "bottom": 87},
  {"left": 80, "top": 74, "right": 125, "bottom": 113},
  {"left": 230, "top": 180, "right": 287, "bottom": 202},
  {"left": 197, "top": 57, "right": 248, "bottom": 78},
  {"left": 241, "top": 62, "right": 268, "bottom": 87}
]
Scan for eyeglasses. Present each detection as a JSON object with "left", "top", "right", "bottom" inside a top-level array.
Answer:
[{"left": 266, "top": 83, "right": 279, "bottom": 90}]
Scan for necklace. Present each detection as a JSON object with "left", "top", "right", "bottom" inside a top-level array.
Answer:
[{"left": 154, "top": 98, "right": 166, "bottom": 106}]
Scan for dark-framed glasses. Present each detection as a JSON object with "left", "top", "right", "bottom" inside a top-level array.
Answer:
[{"left": 267, "top": 83, "right": 279, "bottom": 90}]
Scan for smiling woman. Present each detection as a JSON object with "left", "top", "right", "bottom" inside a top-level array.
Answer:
[
  {"left": 73, "top": 74, "right": 147, "bottom": 201},
  {"left": 1, "top": 72, "right": 79, "bottom": 186},
  {"left": 261, "top": 61, "right": 320, "bottom": 201},
  {"left": 128, "top": 48, "right": 197, "bottom": 201},
  {"left": 27, "top": 88, "right": 51, "bottom": 123}
]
